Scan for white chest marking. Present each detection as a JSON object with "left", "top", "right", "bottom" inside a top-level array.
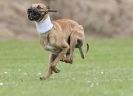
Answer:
[
  {"left": 35, "top": 15, "right": 53, "bottom": 34},
  {"left": 44, "top": 43, "right": 55, "bottom": 52},
  {"left": 45, "top": 43, "right": 60, "bottom": 54},
  {"left": 45, "top": 43, "right": 54, "bottom": 50}
]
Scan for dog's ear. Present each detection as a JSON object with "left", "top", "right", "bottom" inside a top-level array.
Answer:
[{"left": 46, "top": 6, "right": 57, "bottom": 12}]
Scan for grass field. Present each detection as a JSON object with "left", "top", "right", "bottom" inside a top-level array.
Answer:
[{"left": 0, "top": 38, "right": 133, "bottom": 96}]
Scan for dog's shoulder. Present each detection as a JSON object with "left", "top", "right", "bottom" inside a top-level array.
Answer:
[{"left": 54, "top": 19, "right": 79, "bottom": 25}]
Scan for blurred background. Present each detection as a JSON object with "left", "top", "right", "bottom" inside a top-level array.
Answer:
[
  {"left": 1, "top": 0, "right": 133, "bottom": 39},
  {"left": 1, "top": 1, "right": 133, "bottom": 96}
]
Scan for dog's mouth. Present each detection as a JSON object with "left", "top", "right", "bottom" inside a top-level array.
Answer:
[
  {"left": 27, "top": 7, "right": 57, "bottom": 21},
  {"left": 27, "top": 8, "right": 43, "bottom": 21}
]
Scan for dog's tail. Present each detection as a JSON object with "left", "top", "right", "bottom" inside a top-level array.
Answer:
[{"left": 79, "top": 43, "right": 89, "bottom": 59}]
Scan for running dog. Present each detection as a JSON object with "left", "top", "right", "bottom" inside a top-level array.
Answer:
[{"left": 27, "top": 3, "right": 89, "bottom": 80}]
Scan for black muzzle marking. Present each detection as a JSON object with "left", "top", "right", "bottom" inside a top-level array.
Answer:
[
  {"left": 27, "top": 7, "right": 57, "bottom": 21},
  {"left": 27, "top": 8, "right": 42, "bottom": 21}
]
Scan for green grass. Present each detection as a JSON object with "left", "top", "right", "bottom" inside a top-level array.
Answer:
[{"left": 0, "top": 38, "right": 133, "bottom": 96}]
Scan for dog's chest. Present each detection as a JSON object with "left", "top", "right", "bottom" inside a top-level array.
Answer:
[
  {"left": 40, "top": 33, "right": 59, "bottom": 53},
  {"left": 44, "top": 43, "right": 60, "bottom": 54},
  {"left": 45, "top": 43, "right": 54, "bottom": 51}
]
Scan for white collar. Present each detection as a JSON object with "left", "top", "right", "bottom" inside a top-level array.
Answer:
[{"left": 35, "top": 15, "right": 53, "bottom": 34}]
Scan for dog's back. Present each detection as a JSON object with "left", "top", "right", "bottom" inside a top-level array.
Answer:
[
  {"left": 54, "top": 19, "right": 82, "bottom": 30},
  {"left": 53, "top": 19, "right": 85, "bottom": 40}
]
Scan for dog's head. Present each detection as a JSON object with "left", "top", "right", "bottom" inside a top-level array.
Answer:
[{"left": 27, "top": 3, "right": 57, "bottom": 21}]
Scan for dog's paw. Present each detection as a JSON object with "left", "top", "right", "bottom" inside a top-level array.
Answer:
[
  {"left": 55, "top": 68, "right": 60, "bottom": 73},
  {"left": 51, "top": 66, "right": 60, "bottom": 73},
  {"left": 40, "top": 77, "right": 45, "bottom": 80},
  {"left": 40, "top": 77, "right": 46, "bottom": 80},
  {"left": 61, "top": 57, "right": 73, "bottom": 64}
]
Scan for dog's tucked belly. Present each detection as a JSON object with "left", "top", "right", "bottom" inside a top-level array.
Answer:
[{"left": 44, "top": 43, "right": 61, "bottom": 54}]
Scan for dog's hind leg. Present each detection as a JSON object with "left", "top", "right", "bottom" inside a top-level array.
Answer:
[
  {"left": 50, "top": 54, "right": 60, "bottom": 73},
  {"left": 76, "top": 40, "right": 85, "bottom": 59},
  {"left": 64, "top": 32, "right": 78, "bottom": 64},
  {"left": 66, "top": 27, "right": 86, "bottom": 62},
  {"left": 77, "top": 41, "right": 89, "bottom": 59}
]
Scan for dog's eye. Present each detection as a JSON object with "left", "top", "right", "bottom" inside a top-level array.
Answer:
[{"left": 37, "top": 5, "right": 42, "bottom": 9}]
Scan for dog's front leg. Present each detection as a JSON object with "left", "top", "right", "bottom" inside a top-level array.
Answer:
[
  {"left": 40, "top": 54, "right": 60, "bottom": 80},
  {"left": 41, "top": 49, "right": 68, "bottom": 80},
  {"left": 48, "top": 54, "right": 61, "bottom": 74},
  {"left": 40, "top": 54, "right": 53, "bottom": 80},
  {"left": 51, "top": 45, "right": 69, "bottom": 70},
  {"left": 40, "top": 64, "right": 53, "bottom": 80}
]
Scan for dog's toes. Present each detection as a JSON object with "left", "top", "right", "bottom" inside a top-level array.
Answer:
[
  {"left": 65, "top": 59, "right": 73, "bottom": 64},
  {"left": 51, "top": 66, "right": 60, "bottom": 73},
  {"left": 69, "top": 59, "right": 73, "bottom": 64},
  {"left": 55, "top": 68, "right": 60, "bottom": 73},
  {"left": 40, "top": 76, "right": 46, "bottom": 80},
  {"left": 69, "top": 61, "right": 73, "bottom": 64},
  {"left": 53, "top": 68, "right": 61, "bottom": 73},
  {"left": 61, "top": 57, "right": 73, "bottom": 64}
]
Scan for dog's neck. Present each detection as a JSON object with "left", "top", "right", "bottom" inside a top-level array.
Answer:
[{"left": 35, "top": 15, "right": 53, "bottom": 34}]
